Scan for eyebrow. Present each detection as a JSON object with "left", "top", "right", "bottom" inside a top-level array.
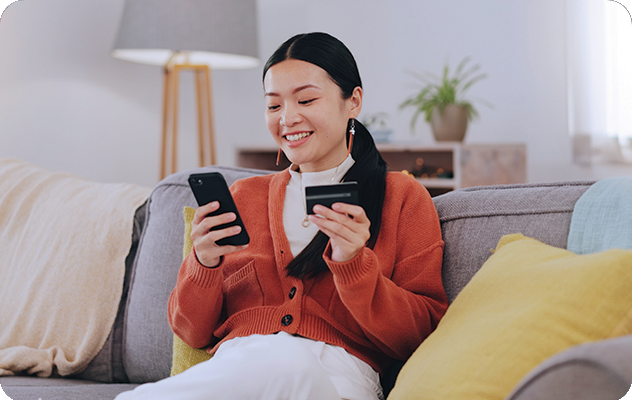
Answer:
[{"left": 264, "top": 84, "right": 321, "bottom": 97}]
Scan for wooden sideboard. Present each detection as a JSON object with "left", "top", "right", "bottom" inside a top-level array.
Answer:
[{"left": 237, "top": 143, "right": 527, "bottom": 196}]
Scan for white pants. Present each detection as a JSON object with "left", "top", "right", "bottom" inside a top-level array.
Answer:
[{"left": 115, "top": 332, "right": 384, "bottom": 400}]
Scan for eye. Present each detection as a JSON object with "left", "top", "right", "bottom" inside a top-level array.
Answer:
[
  {"left": 267, "top": 104, "right": 280, "bottom": 111},
  {"left": 299, "top": 98, "right": 316, "bottom": 105}
]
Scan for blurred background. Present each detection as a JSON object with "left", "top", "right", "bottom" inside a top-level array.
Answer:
[{"left": 0, "top": 0, "right": 630, "bottom": 187}]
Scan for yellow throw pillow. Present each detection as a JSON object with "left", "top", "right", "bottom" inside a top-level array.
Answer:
[
  {"left": 389, "top": 233, "right": 632, "bottom": 400},
  {"left": 170, "top": 206, "right": 212, "bottom": 376}
]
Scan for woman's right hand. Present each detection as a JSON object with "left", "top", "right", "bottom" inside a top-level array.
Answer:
[{"left": 190, "top": 201, "right": 248, "bottom": 268}]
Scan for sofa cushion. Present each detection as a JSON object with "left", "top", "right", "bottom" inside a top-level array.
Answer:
[
  {"left": 388, "top": 234, "right": 632, "bottom": 400},
  {"left": 122, "top": 166, "right": 271, "bottom": 383},
  {"left": 1, "top": 376, "right": 139, "bottom": 400},
  {"left": 433, "top": 181, "right": 594, "bottom": 302}
]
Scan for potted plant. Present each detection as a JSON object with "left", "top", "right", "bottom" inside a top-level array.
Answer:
[{"left": 400, "top": 57, "right": 489, "bottom": 142}]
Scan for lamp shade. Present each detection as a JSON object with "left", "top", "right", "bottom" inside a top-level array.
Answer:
[{"left": 112, "top": 0, "right": 259, "bottom": 69}]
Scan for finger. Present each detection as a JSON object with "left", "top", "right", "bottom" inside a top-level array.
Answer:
[
  {"left": 331, "top": 203, "right": 369, "bottom": 223},
  {"left": 312, "top": 222, "right": 354, "bottom": 246},
  {"left": 195, "top": 242, "right": 249, "bottom": 268},
  {"left": 309, "top": 214, "right": 357, "bottom": 243},
  {"left": 193, "top": 211, "right": 236, "bottom": 237},
  {"left": 311, "top": 219, "right": 365, "bottom": 263},
  {"left": 312, "top": 204, "right": 369, "bottom": 235},
  {"left": 193, "top": 201, "right": 220, "bottom": 224},
  {"left": 192, "top": 225, "right": 246, "bottom": 266},
  {"left": 196, "top": 223, "right": 242, "bottom": 245},
  {"left": 312, "top": 204, "right": 347, "bottom": 222}
]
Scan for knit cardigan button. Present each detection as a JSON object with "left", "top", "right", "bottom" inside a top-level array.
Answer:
[
  {"left": 288, "top": 287, "right": 297, "bottom": 299},
  {"left": 281, "top": 315, "right": 293, "bottom": 326}
]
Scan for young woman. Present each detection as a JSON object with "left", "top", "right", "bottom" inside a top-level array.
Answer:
[{"left": 116, "top": 32, "right": 448, "bottom": 400}]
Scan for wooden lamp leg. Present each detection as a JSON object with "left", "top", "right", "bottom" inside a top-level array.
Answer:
[
  {"left": 160, "top": 68, "right": 171, "bottom": 181},
  {"left": 160, "top": 63, "right": 215, "bottom": 180},
  {"left": 171, "top": 66, "right": 180, "bottom": 177},
  {"left": 195, "top": 69, "right": 206, "bottom": 167},
  {"left": 203, "top": 67, "right": 217, "bottom": 166},
  {"left": 160, "top": 65, "right": 180, "bottom": 180},
  {"left": 195, "top": 66, "right": 216, "bottom": 167}
]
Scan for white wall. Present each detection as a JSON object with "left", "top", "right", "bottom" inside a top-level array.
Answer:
[{"left": 0, "top": 0, "right": 629, "bottom": 187}]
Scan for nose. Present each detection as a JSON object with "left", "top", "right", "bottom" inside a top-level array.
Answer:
[{"left": 280, "top": 104, "right": 301, "bottom": 127}]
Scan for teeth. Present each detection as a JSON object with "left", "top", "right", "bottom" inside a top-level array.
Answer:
[{"left": 285, "top": 132, "right": 311, "bottom": 142}]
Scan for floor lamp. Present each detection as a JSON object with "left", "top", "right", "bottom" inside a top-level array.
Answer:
[{"left": 111, "top": 0, "right": 259, "bottom": 179}]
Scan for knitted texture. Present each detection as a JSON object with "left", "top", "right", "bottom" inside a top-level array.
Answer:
[{"left": 168, "top": 171, "right": 448, "bottom": 374}]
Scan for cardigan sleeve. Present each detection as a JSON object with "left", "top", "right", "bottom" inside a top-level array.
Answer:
[
  {"left": 167, "top": 249, "right": 225, "bottom": 349},
  {"left": 323, "top": 176, "right": 448, "bottom": 361}
]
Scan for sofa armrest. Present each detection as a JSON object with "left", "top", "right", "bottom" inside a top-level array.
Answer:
[{"left": 505, "top": 335, "right": 632, "bottom": 400}]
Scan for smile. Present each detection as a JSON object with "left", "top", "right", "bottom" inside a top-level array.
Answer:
[{"left": 284, "top": 132, "right": 312, "bottom": 142}]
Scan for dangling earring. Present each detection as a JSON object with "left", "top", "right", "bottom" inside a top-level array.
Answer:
[
  {"left": 346, "top": 119, "right": 355, "bottom": 158},
  {"left": 276, "top": 148, "right": 283, "bottom": 166}
]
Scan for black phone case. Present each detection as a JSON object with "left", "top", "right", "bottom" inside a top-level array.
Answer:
[
  {"left": 188, "top": 172, "right": 250, "bottom": 246},
  {"left": 305, "top": 182, "right": 359, "bottom": 214}
]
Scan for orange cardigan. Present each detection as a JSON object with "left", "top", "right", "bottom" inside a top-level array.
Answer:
[{"left": 168, "top": 170, "right": 448, "bottom": 374}]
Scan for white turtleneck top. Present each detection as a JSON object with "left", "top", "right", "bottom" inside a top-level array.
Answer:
[{"left": 283, "top": 156, "right": 355, "bottom": 257}]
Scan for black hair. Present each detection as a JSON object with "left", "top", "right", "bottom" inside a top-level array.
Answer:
[{"left": 263, "top": 32, "right": 388, "bottom": 279}]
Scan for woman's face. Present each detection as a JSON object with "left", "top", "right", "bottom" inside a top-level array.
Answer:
[{"left": 263, "top": 59, "right": 362, "bottom": 173}]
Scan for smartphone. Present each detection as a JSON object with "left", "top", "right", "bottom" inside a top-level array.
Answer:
[
  {"left": 188, "top": 172, "right": 250, "bottom": 246},
  {"left": 305, "top": 182, "right": 359, "bottom": 215}
]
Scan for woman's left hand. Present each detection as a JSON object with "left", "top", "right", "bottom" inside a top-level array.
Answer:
[{"left": 309, "top": 203, "right": 371, "bottom": 263}]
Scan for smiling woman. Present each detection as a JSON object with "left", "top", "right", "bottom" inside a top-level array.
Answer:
[
  {"left": 263, "top": 59, "right": 361, "bottom": 173},
  {"left": 115, "top": 32, "right": 449, "bottom": 400}
]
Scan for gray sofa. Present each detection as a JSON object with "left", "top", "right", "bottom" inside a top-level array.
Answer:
[{"left": 2, "top": 166, "right": 631, "bottom": 400}]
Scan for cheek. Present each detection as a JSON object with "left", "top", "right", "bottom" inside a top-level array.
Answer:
[
  {"left": 265, "top": 113, "right": 278, "bottom": 131},
  {"left": 265, "top": 114, "right": 283, "bottom": 145}
]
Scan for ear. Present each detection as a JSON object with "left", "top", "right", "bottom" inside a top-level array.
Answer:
[{"left": 347, "top": 87, "right": 363, "bottom": 119}]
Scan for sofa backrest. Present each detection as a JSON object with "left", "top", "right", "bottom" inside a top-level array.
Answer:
[
  {"left": 111, "top": 166, "right": 593, "bottom": 383},
  {"left": 434, "top": 181, "right": 593, "bottom": 302}
]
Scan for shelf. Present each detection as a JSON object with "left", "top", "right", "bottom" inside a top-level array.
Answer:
[{"left": 236, "top": 142, "right": 526, "bottom": 196}]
